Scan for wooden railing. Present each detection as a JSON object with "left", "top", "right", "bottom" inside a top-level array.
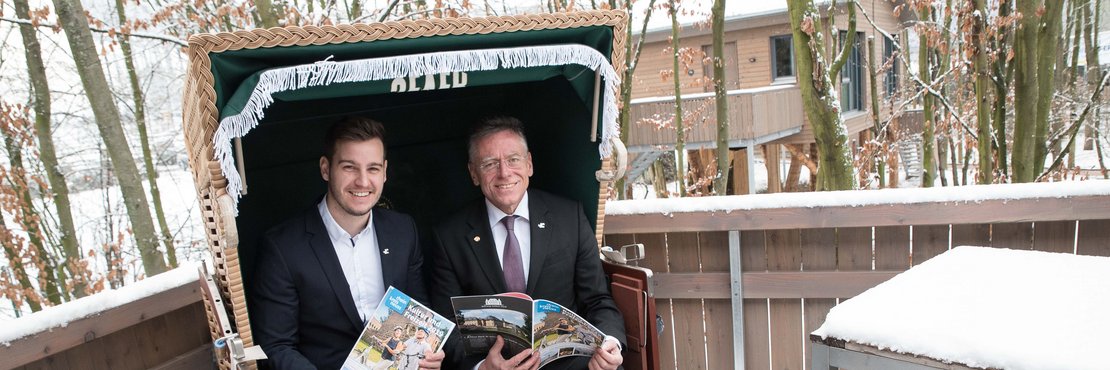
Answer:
[
  {"left": 2, "top": 266, "right": 213, "bottom": 370},
  {"left": 627, "top": 85, "right": 803, "bottom": 150},
  {"left": 603, "top": 182, "right": 1110, "bottom": 370}
]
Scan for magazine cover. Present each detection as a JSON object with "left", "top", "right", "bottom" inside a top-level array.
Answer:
[
  {"left": 450, "top": 294, "right": 605, "bottom": 367},
  {"left": 532, "top": 299, "right": 605, "bottom": 367},
  {"left": 342, "top": 287, "right": 455, "bottom": 370},
  {"left": 451, "top": 294, "right": 533, "bottom": 359}
]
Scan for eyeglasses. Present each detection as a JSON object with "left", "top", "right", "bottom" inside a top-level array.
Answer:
[{"left": 476, "top": 155, "right": 527, "bottom": 173}]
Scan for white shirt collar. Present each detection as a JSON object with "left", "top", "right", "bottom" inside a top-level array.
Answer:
[
  {"left": 485, "top": 191, "right": 530, "bottom": 227},
  {"left": 318, "top": 196, "right": 374, "bottom": 243}
]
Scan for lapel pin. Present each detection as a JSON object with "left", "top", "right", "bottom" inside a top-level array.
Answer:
[
  {"left": 382, "top": 249, "right": 390, "bottom": 255},
  {"left": 538, "top": 223, "right": 546, "bottom": 229},
  {"left": 473, "top": 236, "right": 481, "bottom": 242}
]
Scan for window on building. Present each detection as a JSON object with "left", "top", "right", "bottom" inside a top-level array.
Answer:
[
  {"left": 839, "top": 31, "right": 864, "bottom": 112},
  {"left": 701, "top": 42, "right": 740, "bottom": 92},
  {"left": 771, "top": 35, "right": 795, "bottom": 81},
  {"left": 884, "top": 35, "right": 900, "bottom": 98}
]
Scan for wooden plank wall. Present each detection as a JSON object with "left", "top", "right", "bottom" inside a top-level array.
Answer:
[
  {"left": 13, "top": 302, "right": 213, "bottom": 370},
  {"left": 604, "top": 219, "right": 1110, "bottom": 370}
]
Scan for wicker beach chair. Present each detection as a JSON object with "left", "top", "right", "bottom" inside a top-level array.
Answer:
[{"left": 180, "top": 10, "right": 656, "bottom": 370}]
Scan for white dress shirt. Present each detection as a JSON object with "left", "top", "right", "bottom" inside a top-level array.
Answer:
[
  {"left": 485, "top": 192, "right": 532, "bottom": 282},
  {"left": 318, "top": 197, "right": 385, "bottom": 323}
]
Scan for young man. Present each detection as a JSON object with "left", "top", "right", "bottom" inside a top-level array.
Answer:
[
  {"left": 250, "top": 117, "right": 444, "bottom": 369},
  {"left": 430, "top": 116, "right": 625, "bottom": 370},
  {"left": 400, "top": 327, "right": 433, "bottom": 370}
]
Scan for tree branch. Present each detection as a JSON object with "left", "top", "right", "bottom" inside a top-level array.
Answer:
[
  {"left": 1037, "top": 70, "right": 1110, "bottom": 181},
  {"left": 0, "top": 16, "right": 187, "bottom": 47}
]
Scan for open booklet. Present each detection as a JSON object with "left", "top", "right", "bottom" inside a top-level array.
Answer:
[
  {"left": 451, "top": 293, "right": 606, "bottom": 368},
  {"left": 342, "top": 287, "right": 455, "bottom": 370}
]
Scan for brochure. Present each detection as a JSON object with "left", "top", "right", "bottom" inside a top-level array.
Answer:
[
  {"left": 450, "top": 293, "right": 606, "bottom": 368},
  {"left": 342, "top": 287, "right": 455, "bottom": 370}
]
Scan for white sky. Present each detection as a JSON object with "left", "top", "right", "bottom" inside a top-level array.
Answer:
[{"left": 812, "top": 246, "right": 1110, "bottom": 370}]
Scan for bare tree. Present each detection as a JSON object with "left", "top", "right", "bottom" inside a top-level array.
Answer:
[
  {"left": 786, "top": 0, "right": 859, "bottom": 190},
  {"left": 51, "top": 0, "right": 167, "bottom": 275}
]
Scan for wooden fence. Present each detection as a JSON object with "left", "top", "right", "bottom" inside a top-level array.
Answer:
[
  {"left": 3, "top": 269, "right": 213, "bottom": 370},
  {"left": 603, "top": 184, "right": 1110, "bottom": 370}
]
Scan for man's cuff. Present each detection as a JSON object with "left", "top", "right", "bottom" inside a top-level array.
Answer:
[
  {"left": 473, "top": 360, "right": 483, "bottom": 370},
  {"left": 603, "top": 335, "right": 622, "bottom": 351}
]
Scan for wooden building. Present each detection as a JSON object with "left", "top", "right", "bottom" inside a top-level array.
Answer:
[{"left": 625, "top": 1, "right": 915, "bottom": 194}]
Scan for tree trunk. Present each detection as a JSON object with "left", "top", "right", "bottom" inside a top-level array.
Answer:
[
  {"left": 992, "top": 0, "right": 1013, "bottom": 180},
  {"left": 0, "top": 216, "right": 42, "bottom": 312},
  {"left": 711, "top": 0, "right": 729, "bottom": 194},
  {"left": 918, "top": 5, "right": 937, "bottom": 187},
  {"left": 52, "top": 0, "right": 167, "bottom": 275},
  {"left": 1032, "top": 0, "right": 1064, "bottom": 176},
  {"left": 256, "top": 0, "right": 279, "bottom": 27},
  {"left": 14, "top": 0, "right": 87, "bottom": 297},
  {"left": 2, "top": 131, "right": 64, "bottom": 305},
  {"left": 866, "top": 36, "right": 885, "bottom": 188},
  {"left": 974, "top": 0, "right": 993, "bottom": 184},
  {"left": 1084, "top": 0, "right": 1101, "bottom": 152},
  {"left": 114, "top": 0, "right": 177, "bottom": 268},
  {"left": 1012, "top": 0, "right": 1041, "bottom": 182},
  {"left": 670, "top": 0, "right": 686, "bottom": 197},
  {"left": 786, "top": 0, "right": 858, "bottom": 191},
  {"left": 616, "top": 0, "right": 656, "bottom": 199}
]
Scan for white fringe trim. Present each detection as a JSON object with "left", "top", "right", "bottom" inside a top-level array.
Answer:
[{"left": 214, "top": 44, "right": 621, "bottom": 205}]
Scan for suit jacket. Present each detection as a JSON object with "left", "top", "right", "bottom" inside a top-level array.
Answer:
[
  {"left": 250, "top": 205, "right": 428, "bottom": 370},
  {"left": 429, "top": 189, "right": 626, "bottom": 368}
]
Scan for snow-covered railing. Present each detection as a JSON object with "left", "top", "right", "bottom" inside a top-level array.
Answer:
[
  {"left": 0, "top": 263, "right": 213, "bottom": 369},
  {"left": 602, "top": 181, "right": 1110, "bottom": 370}
]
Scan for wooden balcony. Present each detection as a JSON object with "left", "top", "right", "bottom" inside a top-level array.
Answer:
[{"left": 627, "top": 84, "right": 804, "bottom": 151}]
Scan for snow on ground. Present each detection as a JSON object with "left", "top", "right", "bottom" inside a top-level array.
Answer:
[
  {"left": 0, "top": 261, "right": 201, "bottom": 346},
  {"left": 812, "top": 246, "right": 1110, "bottom": 370}
]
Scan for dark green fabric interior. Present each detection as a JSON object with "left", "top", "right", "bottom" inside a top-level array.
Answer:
[{"left": 209, "top": 27, "right": 614, "bottom": 285}]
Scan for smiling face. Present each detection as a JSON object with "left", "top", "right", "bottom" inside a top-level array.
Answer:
[
  {"left": 320, "top": 138, "right": 387, "bottom": 232},
  {"left": 469, "top": 130, "right": 533, "bottom": 214}
]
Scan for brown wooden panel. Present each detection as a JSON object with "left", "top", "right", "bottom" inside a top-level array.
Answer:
[
  {"left": 803, "top": 299, "right": 835, "bottom": 370},
  {"left": 666, "top": 232, "right": 707, "bottom": 369},
  {"left": 911, "top": 224, "right": 948, "bottom": 265},
  {"left": 740, "top": 230, "right": 770, "bottom": 370},
  {"left": 604, "top": 196, "right": 1110, "bottom": 233},
  {"left": 149, "top": 344, "right": 216, "bottom": 370},
  {"left": 635, "top": 233, "right": 675, "bottom": 369},
  {"left": 603, "top": 233, "right": 637, "bottom": 251},
  {"left": 837, "top": 227, "right": 873, "bottom": 273},
  {"left": 951, "top": 223, "right": 991, "bottom": 248},
  {"left": 1077, "top": 219, "right": 1110, "bottom": 256},
  {"left": 769, "top": 299, "right": 803, "bottom": 370},
  {"left": 1033, "top": 220, "right": 1076, "bottom": 254},
  {"left": 111, "top": 327, "right": 148, "bottom": 369},
  {"left": 698, "top": 231, "right": 734, "bottom": 369},
  {"left": 874, "top": 226, "right": 910, "bottom": 270},
  {"left": 0, "top": 281, "right": 202, "bottom": 368},
  {"left": 992, "top": 222, "right": 1034, "bottom": 250},
  {"left": 653, "top": 271, "right": 899, "bottom": 299},
  {"left": 800, "top": 228, "right": 836, "bottom": 370},
  {"left": 767, "top": 229, "right": 801, "bottom": 370}
]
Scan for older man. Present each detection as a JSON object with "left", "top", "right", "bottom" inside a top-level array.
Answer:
[{"left": 430, "top": 116, "right": 625, "bottom": 370}]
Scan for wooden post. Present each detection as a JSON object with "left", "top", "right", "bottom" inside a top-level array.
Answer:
[
  {"left": 763, "top": 144, "right": 782, "bottom": 193},
  {"left": 731, "top": 148, "right": 750, "bottom": 195}
]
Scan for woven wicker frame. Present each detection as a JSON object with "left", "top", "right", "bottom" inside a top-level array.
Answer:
[{"left": 182, "top": 10, "right": 627, "bottom": 370}]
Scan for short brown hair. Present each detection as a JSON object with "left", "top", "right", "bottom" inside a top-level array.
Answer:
[
  {"left": 468, "top": 116, "right": 528, "bottom": 161},
  {"left": 324, "top": 116, "right": 386, "bottom": 160}
]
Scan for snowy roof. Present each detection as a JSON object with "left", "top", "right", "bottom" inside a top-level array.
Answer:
[
  {"left": 812, "top": 246, "right": 1110, "bottom": 370},
  {"left": 606, "top": 180, "right": 1110, "bottom": 215},
  {"left": 0, "top": 262, "right": 202, "bottom": 346}
]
